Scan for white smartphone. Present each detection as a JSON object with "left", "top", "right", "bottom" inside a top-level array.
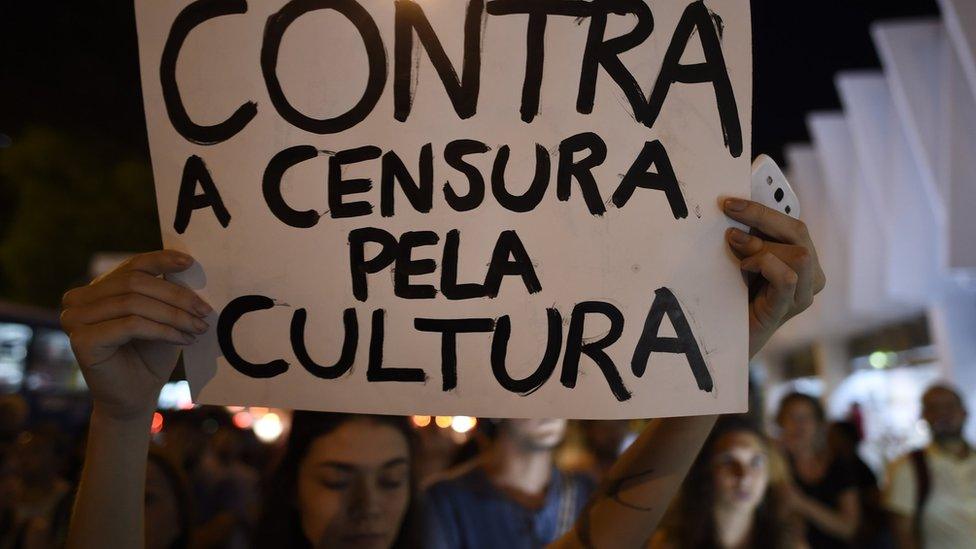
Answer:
[{"left": 751, "top": 154, "right": 800, "bottom": 219}]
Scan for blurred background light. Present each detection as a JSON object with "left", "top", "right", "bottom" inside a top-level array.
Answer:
[
  {"left": 869, "top": 351, "right": 888, "bottom": 369},
  {"left": 253, "top": 412, "right": 283, "bottom": 443},
  {"left": 451, "top": 416, "right": 477, "bottom": 434},
  {"left": 232, "top": 411, "right": 254, "bottom": 430}
]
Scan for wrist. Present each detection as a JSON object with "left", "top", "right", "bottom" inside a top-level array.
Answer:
[
  {"left": 749, "top": 329, "right": 773, "bottom": 359},
  {"left": 91, "top": 404, "right": 155, "bottom": 432}
]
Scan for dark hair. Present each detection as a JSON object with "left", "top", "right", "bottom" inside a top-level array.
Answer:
[
  {"left": 146, "top": 449, "right": 194, "bottom": 549},
  {"left": 665, "top": 415, "right": 794, "bottom": 549},
  {"left": 775, "top": 391, "right": 825, "bottom": 426},
  {"left": 922, "top": 383, "right": 966, "bottom": 409},
  {"left": 829, "top": 420, "right": 861, "bottom": 445},
  {"left": 252, "top": 412, "right": 422, "bottom": 549}
]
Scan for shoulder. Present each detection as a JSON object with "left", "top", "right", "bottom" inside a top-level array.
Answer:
[
  {"left": 886, "top": 451, "right": 913, "bottom": 472},
  {"left": 887, "top": 448, "right": 931, "bottom": 477},
  {"left": 883, "top": 451, "right": 922, "bottom": 491},
  {"left": 423, "top": 459, "right": 485, "bottom": 501},
  {"left": 882, "top": 450, "right": 922, "bottom": 515},
  {"left": 560, "top": 469, "right": 596, "bottom": 491},
  {"left": 825, "top": 455, "right": 856, "bottom": 487}
]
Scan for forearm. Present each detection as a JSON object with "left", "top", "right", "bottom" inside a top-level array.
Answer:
[
  {"left": 551, "top": 415, "right": 717, "bottom": 549},
  {"left": 795, "top": 494, "right": 858, "bottom": 540},
  {"left": 891, "top": 514, "right": 918, "bottom": 549},
  {"left": 67, "top": 407, "right": 153, "bottom": 549}
]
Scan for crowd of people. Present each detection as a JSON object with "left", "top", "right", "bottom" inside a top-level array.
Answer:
[
  {"left": 1, "top": 198, "right": 973, "bottom": 548},
  {"left": 2, "top": 384, "right": 972, "bottom": 549}
]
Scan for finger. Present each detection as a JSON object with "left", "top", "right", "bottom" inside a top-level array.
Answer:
[
  {"left": 65, "top": 251, "right": 197, "bottom": 309},
  {"left": 726, "top": 227, "right": 763, "bottom": 259},
  {"left": 89, "top": 316, "right": 193, "bottom": 347},
  {"left": 65, "top": 293, "right": 209, "bottom": 335},
  {"left": 115, "top": 250, "right": 195, "bottom": 277},
  {"left": 85, "top": 250, "right": 194, "bottom": 288},
  {"left": 64, "top": 271, "right": 212, "bottom": 317},
  {"left": 723, "top": 198, "right": 812, "bottom": 247},
  {"left": 72, "top": 317, "right": 192, "bottom": 366},
  {"left": 741, "top": 252, "right": 797, "bottom": 322},
  {"left": 727, "top": 229, "right": 814, "bottom": 310},
  {"left": 727, "top": 227, "right": 824, "bottom": 297}
]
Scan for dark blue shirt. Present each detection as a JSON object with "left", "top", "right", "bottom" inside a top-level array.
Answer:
[{"left": 423, "top": 464, "right": 594, "bottom": 549}]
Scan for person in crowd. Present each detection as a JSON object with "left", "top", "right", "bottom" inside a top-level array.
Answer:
[
  {"left": 160, "top": 410, "right": 211, "bottom": 480},
  {"left": 827, "top": 421, "right": 888, "bottom": 548},
  {"left": 447, "top": 419, "right": 497, "bottom": 470},
  {"left": 60, "top": 197, "right": 823, "bottom": 548},
  {"left": 0, "top": 395, "right": 28, "bottom": 462},
  {"left": 189, "top": 423, "right": 259, "bottom": 549},
  {"left": 0, "top": 429, "right": 73, "bottom": 549},
  {"left": 651, "top": 415, "right": 806, "bottom": 549},
  {"left": 884, "top": 384, "right": 976, "bottom": 549},
  {"left": 0, "top": 452, "right": 21, "bottom": 548},
  {"left": 576, "top": 420, "right": 635, "bottom": 483},
  {"left": 775, "top": 393, "right": 859, "bottom": 548},
  {"left": 253, "top": 411, "right": 422, "bottom": 548},
  {"left": 413, "top": 419, "right": 465, "bottom": 484},
  {"left": 145, "top": 449, "right": 194, "bottom": 549},
  {"left": 424, "top": 418, "right": 593, "bottom": 548}
]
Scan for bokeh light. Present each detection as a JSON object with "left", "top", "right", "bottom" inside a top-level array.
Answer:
[
  {"left": 232, "top": 411, "right": 254, "bottom": 429},
  {"left": 254, "top": 412, "right": 283, "bottom": 443},
  {"left": 451, "top": 416, "right": 477, "bottom": 434}
]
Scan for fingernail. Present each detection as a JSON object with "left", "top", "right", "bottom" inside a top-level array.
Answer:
[
  {"left": 729, "top": 228, "right": 751, "bottom": 245},
  {"left": 192, "top": 318, "right": 208, "bottom": 333},
  {"left": 172, "top": 251, "right": 192, "bottom": 265},
  {"left": 194, "top": 302, "right": 213, "bottom": 316},
  {"left": 724, "top": 198, "right": 748, "bottom": 212},
  {"left": 182, "top": 333, "right": 196, "bottom": 344}
]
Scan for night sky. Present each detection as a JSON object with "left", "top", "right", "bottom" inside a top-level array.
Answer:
[{"left": 0, "top": 0, "right": 941, "bottom": 166}]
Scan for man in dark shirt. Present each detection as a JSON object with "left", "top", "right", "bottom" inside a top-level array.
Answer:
[{"left": 424, "top": 419, "right": 594, "bottom": 548}]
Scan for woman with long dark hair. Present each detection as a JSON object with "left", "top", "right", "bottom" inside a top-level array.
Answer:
[
  {"left": 253, "top": 411, "right": 422, "bottom": 549},
  {"left": 652, "top": 416, "right": 806, "bottom": 549},
  {"left": 775, "top": 393, "right": 859, "bottom": 548}
]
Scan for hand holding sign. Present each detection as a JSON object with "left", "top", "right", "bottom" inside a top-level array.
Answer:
[
  {"left": 60, "top": 251, "right": 211, "bottom": 420},
  {"left": 723, "top": 198, "right": 826, "bottom": 356}
]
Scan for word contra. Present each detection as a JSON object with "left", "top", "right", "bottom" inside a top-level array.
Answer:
[{"left": 161, "top": 0, "right": 741, "bottom": 157}]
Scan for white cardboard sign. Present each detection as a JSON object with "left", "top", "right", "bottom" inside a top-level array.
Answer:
[{"left": 135, "top": 0, "right": 751, "bottom": 419}]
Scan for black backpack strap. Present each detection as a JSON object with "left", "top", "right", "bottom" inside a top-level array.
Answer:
[{"left": 908, "top": 449, "right": 931, "bottom": 545}]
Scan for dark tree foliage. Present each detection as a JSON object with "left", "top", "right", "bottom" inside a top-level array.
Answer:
[{"left": 0, "top": 128, "right": 160, "bottom": 307}]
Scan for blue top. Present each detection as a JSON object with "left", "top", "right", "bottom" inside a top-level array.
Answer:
[{"left": 423, "top": 463, "right": 595, "bottom": 549}]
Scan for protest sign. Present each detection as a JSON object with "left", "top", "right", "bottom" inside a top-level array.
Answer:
[{"left": 135, "top": 0, "right": 752, "bottom": 418}]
